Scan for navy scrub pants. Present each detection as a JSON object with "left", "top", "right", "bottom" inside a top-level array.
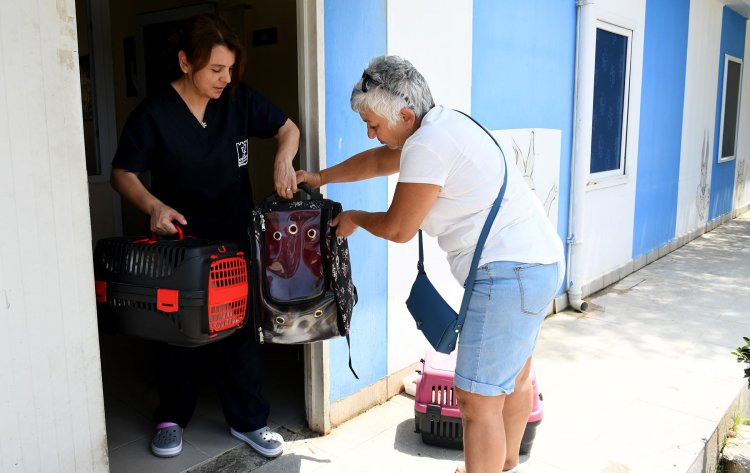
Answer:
[{"left": 153, "top": 331, "right": 269, "bottom": 432}]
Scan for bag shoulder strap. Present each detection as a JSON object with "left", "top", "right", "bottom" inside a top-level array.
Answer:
[
  {"left": 454, "top": 111, "right": 508, "bottom": 331},
  {"left": 416, "top": 110, "right": 508, "bottom": 332}
]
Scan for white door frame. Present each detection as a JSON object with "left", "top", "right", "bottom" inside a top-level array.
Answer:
[{"left": 296, "top": 0, "right": 331, "bottom": 434}]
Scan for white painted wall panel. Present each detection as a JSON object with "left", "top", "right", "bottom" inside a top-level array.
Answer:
[
  {"left": 734, "top": 21, "right": 750, "bottom": 209},
  {"left": 581, "top": 1, "right": 646, "bottom": 287},
  {"left": 676, "top": 0, "right": 724, "bottom": 235},
  {"left": 492, "top": 129, "right": 562, "bottom": 230},
  {"left": 0, "top": 0, "right": 108, "bottom": 471},
  {"left": 386, "top": 0, "right": 473, "bottom": 374}
]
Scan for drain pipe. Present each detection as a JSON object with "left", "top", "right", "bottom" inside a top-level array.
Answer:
[{"left": 566, "top": 0, "right": 596, "bottom": 312}]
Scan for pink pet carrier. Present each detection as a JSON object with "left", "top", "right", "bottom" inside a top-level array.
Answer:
[{"left": 414, "top": 349, "right": 542, "bottom": 456}]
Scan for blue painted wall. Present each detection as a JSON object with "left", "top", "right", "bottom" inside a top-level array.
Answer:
[
  {"left": 324, "top": 0, "right": 388, "bottom": 402},
  {"left": 709, "top": 7, "right": 746, "bottom": 220},
  {"left": 471, "top": 0, "right": 577, "bottom": 280},
  {"left": 632, "top": 0, "right": 690, "bottom": 258}
]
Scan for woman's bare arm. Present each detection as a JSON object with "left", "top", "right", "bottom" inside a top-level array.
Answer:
[
  {"left": 295, "top": 145, "right": 401, "bottom": 188},
  {"left": 331, "top": 182, "right": 439, "bottom": 242},
  {"left": 273, "top": 119, "right": 301, "bottom": 199}
]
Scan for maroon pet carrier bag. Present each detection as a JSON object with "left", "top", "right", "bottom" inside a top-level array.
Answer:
[
  {"left": 248, "top": 185, "right": 359, "bottom": 378},
  {"left": 93, "top": 227, "right": 248, "bottom": 347},
  {"left": 249, "top": 185, "right": 357, "bottom": 346}
]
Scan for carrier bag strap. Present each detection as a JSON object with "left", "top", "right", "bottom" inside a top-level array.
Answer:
[
  {"left": 415, "top": 110, "right": 508, "bottom": 333},
  {"left": 346, "top": 334, "right": 359, "bottom": 379},
  {"left": 263, "top": 183, "right": 322, "bottom": 202}
]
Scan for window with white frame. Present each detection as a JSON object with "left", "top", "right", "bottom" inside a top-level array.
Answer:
[
  {"left": 590, "top": 22, "right": 633, "bottom": 177},
  {"left": 718, "top": 55, "right": 743, "bottom": 162}
]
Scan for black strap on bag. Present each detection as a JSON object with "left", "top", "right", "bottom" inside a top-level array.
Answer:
[
  {"left": 416, "top": 110, "right": 508, "bottom": 336},
  {"left": 263, "top": 183, "right": 322, "bottom": 202}
]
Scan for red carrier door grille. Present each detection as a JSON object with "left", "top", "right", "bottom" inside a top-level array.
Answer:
[{"left": 208, "top": 257, "right": 248, "bottom": 333}]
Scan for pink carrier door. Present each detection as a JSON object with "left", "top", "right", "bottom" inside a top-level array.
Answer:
[
  {"left": 414, "top": 349, "right": 461, "bottom": 418},
  {"left": 263, "top": 209, "right": 326, "bottom": 304},
  {"left": 413, "top": 350, "right": 462, "bottom": 448}
]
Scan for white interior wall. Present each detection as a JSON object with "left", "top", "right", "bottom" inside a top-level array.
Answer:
[
  {"left": 385, "top": 0, "right": 473, "bottom": 374},
  {"left": 580, "top": 0, "right": 646, "bottom": 287},
  {"left": 0, "top": 1, "right": 107, "bottom": 472},
  {"left": 676, "top": 0, "right": 724, "bottom": 235},
  {"left": 734, "top": 20, "right": 750, "bottom": 208}
]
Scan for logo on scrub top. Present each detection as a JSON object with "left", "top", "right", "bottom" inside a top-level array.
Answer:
[{"left": 236, "top": 139, "right": 249, "bottom": 167}]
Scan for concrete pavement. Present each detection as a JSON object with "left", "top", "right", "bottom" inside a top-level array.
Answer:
[{"left": 191, "top": 211, "right": 750, "bottom": 473}]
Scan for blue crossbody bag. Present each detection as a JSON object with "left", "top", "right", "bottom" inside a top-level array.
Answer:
[{"left": 405, "top": 111, "right": 507, "bottom": 354}]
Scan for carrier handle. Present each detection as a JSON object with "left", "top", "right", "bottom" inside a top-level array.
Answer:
[
  {"left": 134, "top": 224, "right": 185, "bottom": 245},
  {"left": 151, "top": 224, "right": 184, "bottom": 241},
  {"left": 264, "top": 183, "right": 322, "bottom": 202}
]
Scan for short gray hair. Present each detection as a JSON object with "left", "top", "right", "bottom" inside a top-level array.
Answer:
[{"left": 350, "top": 55, "right": 435, "bottom": 126}]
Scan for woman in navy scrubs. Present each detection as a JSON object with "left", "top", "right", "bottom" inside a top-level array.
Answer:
[{"left": 111, "top": 13, "right": 299, "bottom": 459}]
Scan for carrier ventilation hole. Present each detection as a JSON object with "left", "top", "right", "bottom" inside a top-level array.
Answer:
[
  {"left": 307, "top": 229, "right": 317, "bottom": 239},
  {"left": 273, "top": 231, "right": 282, "bottom": 241},
  {"left": 314, "top": 309, "right": 323, "bottom": 318},
  {"left": 288, "top": 224, "right": 298, "bottom": 235}
]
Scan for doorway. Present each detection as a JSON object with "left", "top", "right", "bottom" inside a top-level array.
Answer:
[{"left": 78, "top": 0, "right": 311, "bottom": 470}]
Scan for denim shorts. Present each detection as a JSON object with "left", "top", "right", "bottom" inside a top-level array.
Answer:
[{"left": 454, "top": 260, "right": 563, "bottom": 396}]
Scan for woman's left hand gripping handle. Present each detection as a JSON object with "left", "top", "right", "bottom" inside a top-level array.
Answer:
[{"left": 150, "top": 203, "right": 187, "bottom": 236}]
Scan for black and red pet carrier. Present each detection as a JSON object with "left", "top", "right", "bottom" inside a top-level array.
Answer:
[{"left": 93, "top": 227, "right": 248, "bottom": 347}]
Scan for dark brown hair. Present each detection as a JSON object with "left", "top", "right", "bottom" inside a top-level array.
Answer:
[{"left": 179, "top": 13, "right": 245, "bottom": 88}]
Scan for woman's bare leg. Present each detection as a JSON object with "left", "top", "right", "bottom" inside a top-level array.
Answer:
[
  {"left": 454, "top": 357, "right": 533, "bottom": 473},
  {"left": 501, "top": 358, "right": 533, "bottom": 470},
  {"left": 455, "top": 388, "right": 506, "bottom": 473}
]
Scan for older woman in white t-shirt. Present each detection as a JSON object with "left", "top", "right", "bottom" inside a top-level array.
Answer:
[{"left": 296, "top": 55, "right": 564, "bottom": 473}]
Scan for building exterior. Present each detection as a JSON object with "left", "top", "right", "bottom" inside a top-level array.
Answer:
[{"left": 1, "top": 0, "right": 749, "bottom": 470}]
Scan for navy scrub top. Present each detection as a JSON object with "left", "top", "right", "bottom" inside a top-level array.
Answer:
[{"left": 113, "top": 82, "right": 288, "bottom": 242}]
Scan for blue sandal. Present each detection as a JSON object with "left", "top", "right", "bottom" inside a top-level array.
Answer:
[
  {"left": 230, "top": 426, "right": 284, "bottom": 458},
  {"left": 151, "top": 422, "right": 183, "bottom": 458}
]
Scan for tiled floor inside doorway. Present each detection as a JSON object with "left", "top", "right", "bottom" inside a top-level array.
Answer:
[{"left": 100, "top": 333, "right": 306, "bottom": 473}]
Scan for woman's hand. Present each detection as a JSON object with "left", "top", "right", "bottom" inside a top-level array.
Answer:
[
  {"left": 149, "top": 203, "right": 187, "bottom": 236},
  {"left": 111, "top": 167, "right": 187, "bottom": 236},
  {"left": 296, "top": 169, "right": 323, "bottom": 189},
  {"left": 274, "top": 158, "right": 297, "bottom": 199},
  {"left": 330, "top": 210, "right": 361, "bottom": 237}
]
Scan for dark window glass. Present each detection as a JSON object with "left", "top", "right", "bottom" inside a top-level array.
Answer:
[
  {"left": 721, "top": 59, "right": 742, "bottom": 159},
  {"left": 591, "top": 28, "right": 629, "bottom": 174}
]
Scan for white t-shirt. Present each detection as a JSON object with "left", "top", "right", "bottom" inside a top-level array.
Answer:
[{"left": 398, "top": 106, "right": 564, "bottom": 284}]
